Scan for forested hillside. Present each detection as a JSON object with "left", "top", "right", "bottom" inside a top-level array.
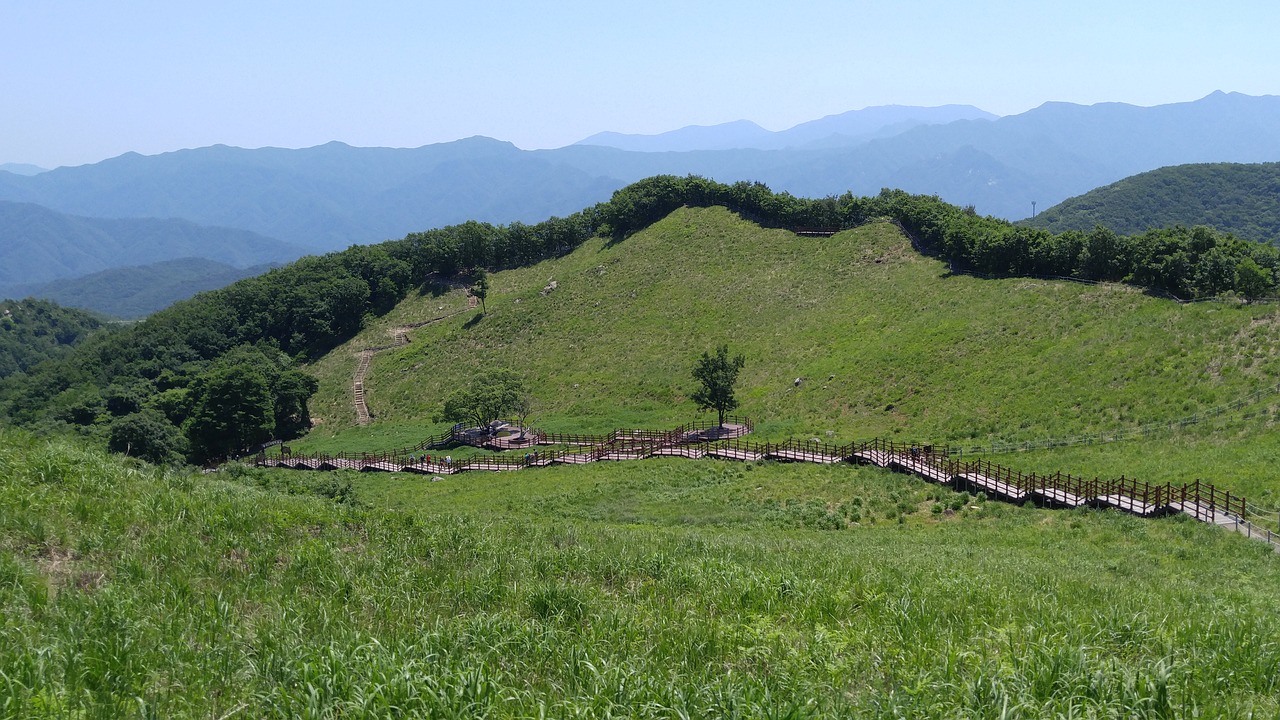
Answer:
[
  {"left": 0, "top": 200, "right": 302, "bottom": 289},
  {"left": 0, "top": 298, "right": 106, "bottom": 379},
  {"left": 1026, "top": 162, "right": 1280, "bottom": 242},
  {"left": 4, "top": 258, "right": 278, "bottom": 319},
  {"left": 5, "top": 175, "right": 1280, "bottom": 467}
]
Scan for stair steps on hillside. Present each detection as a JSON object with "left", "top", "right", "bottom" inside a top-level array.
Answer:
[
  {"left": 849, "top": 450, "right": 892, "bottom": 467},
  {"left": 353, "top": 350, "right": 374, "bottom": 426},
  {"left": 888, "top": 455, "right": 952, "bottom": 483}
]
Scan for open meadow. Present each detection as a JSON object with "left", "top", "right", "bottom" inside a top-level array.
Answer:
[{"left": 2, "top": 431, "right": 1279, "bottom": 717}]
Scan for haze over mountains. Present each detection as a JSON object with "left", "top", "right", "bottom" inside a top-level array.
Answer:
[
  {"left": 0, "top": 163, "right": 46, "bottom": 176},
  {"left": 0, "top": 201, "right": 302, "bottom": 315},
  {"left": 0, "top": 201, "right": 301, "bottom": 287},
  {"left": 573, "top": 104, "right": 998, "bottom": 152},
  {"left": 3, "top": 91, "right": 1280, "bottom": 317}
]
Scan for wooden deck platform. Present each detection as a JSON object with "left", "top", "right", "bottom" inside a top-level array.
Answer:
[
  {"left": 769, "top": 448, "right": 841, "bottom": 464},
  {"left": 957, "top": 473, "right": 1028, "bottom": 502},
  {"left": 1032, "top": 487, "right": 1086, "bottom": 508}
]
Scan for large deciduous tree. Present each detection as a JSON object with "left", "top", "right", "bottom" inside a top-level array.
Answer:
[
  {"left": 441, "top": 369, "right": 525, "bottom": 431},
  {"left": 691, "top": 345, "right": 746, "bottom": 427},
  {"left": 108, "top": 409, "right": 188, "bottom": 465},
  {"left": 184, "top": 362, "right": 276, "bottom": 462}
]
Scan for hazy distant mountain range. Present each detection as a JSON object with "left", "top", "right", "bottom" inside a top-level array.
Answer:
[
  {"left": 1, "top": 257, "right": 280, "bottom": 319},
  {"left": 2, "top": 91, "right": 1279, "bottom": 315},
  {"left": 0, "top": 163, "right": 47, "bottom": 176},
  {"left": 0, "top": 201, "right": 301, "bottom": 287},
  {"left": 0, "top": 140, "right": 625, "bottom": 252},
  {"left": 573, "top": 105, "right": 998, "bottom": 152}
]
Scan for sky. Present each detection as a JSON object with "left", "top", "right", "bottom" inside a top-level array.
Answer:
[{"left": 4, "top": 0, "right": 1280, "bottom": 169}]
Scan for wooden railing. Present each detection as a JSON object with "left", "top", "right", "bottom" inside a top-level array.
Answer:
[{"left": 255, "top": 419, "right": 1253, "bottom": 530}]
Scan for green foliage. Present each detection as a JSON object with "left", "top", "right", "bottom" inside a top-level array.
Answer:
[
  {"left": 690, "top": 344, "right": 746, "bottom": 426},
  {"left": 184, "top": 362, "right": 275, "bottom": 462},
  {"left": 177, "top": 347, "right": 319, "bottom": 463},
  {"left": 440, "top": 369, "right": 526, "bottom": 429},
  {"left": 294, "top": 207, "right": 1280, "bottom": 501},
  {"left": 1235, "top": 256, "right": 1272, "bottom": 302},
  {"left": 272, "top": 369, "right": 320, "bottom": 440},
  {"left": 1026, "top": 162, "right": 1280, "bottom": 243},
  {"left": 107, "top": 409, "right": 188, "bottom": 465},
  {"left": 3, "top": 431, "right": 1279, "bottom": 716},
  {"left": 6, "top": 174, "right": 1280, "bottom": 466},
  {"left": 470, "top": 267, "right": 490, "bottom": 313},
  {"left": 0, "top": 298, "right": 105, "bottom": 380}
]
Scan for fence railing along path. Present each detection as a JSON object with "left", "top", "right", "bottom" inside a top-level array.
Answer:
[{"left": 256, "top": 417, "right": 1277, "bottom": 551}]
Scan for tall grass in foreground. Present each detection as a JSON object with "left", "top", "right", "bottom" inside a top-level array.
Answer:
[{"left": 2, "top": 431, "right": 1278, "bottom": 718}]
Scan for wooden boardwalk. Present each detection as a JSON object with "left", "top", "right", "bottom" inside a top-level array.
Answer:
[{"left": 254, "top": 418, "right": 1280, "bottom": 548}]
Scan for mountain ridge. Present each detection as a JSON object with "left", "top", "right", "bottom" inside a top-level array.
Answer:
[
  {"left": 0, "top": 200, "right": 304, "bottom": 286},
  {"left": 0, "top": 257, "right": 280, "bottom": 319},
  {"left": 2, "top": 92, "right": 1278, "bottom": 248},
  {"left": 574, "top": 104, "right": 999, "bottom": 152}
]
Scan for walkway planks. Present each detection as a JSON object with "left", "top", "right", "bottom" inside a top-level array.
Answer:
[{"left": 256, "top": 418, "right": 1273, "bottom": 547}]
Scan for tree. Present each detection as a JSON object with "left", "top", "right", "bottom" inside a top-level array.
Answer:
[
  {"left": 1235, "top": 256, "right": 1273, "bottom": 302},
  {"left": 512, "top": 392, "right": 535, "bottom": 431},
  {"left": 272, "top": 369, "right": 320, "bottom": 439},
  {"left": 108, "top": 409, "right": 188, "bottom": 465},
  {"left": 184, "top": 362, "right": 275, "bottom": 462},
  {"left": 470, "top": 267, "right": 490, "bottom": 313},
  {"left": 690, "top": 345, "right": 746, "bottom": 427},
  {"left": 441, "top": 369, "right": 524, "bottom": 430}
]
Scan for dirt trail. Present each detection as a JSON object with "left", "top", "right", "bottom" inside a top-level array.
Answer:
[{"left": 351, "top": 309, "right": 468, "bottom": 425}]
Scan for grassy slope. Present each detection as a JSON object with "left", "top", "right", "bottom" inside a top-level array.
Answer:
[
  {"left": 297, "top": 207, "right": 1280, "bottom": 494},
  {"left": 3, "top": 430, "right": 1279, "bottom": 717}
]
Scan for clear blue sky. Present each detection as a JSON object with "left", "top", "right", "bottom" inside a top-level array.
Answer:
[{"left": 4, "top": 0, "right": 1279, "bottom": 168}]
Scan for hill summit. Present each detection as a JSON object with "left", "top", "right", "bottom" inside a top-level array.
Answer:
[{"left": 1024, "top": 162, "right": 1280, "bottom": 243}]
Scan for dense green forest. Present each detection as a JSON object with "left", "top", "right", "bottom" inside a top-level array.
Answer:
[
  {"left": 1024, "top": 162, "right": 1280, "bottom": 242},
  {"left": 0, "top": 299, "right": 106, "bottom": 379},
  {"left": 5, "top": 175, "right": 1279, "bottom": 465}
]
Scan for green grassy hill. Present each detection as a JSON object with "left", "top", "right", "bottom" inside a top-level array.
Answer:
[
  {"left": 297, "top": 207, "right": 1280, "bottom": 495},
  {"left": 3, "top": 428, "right": 1279, "bottom": 717},
  {"left": 1023, "top": 162, "right": 1280, "bottom": 242},
  {"left": 8, "top": 199, "right": 1280, "bottom": 716}
]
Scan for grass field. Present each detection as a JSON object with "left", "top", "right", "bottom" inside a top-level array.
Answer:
[
  {"left": 8, "top": 208, "right": 1280, "bottom": 717},
  {"left": 3, "top": 430, "right": 1279, "bottom": 717},
  {"left": 294, "top": 207, "right": 1280, "bottom": 502}
]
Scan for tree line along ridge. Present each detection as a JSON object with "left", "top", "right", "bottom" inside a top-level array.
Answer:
[{"left": 4, "top": 174, "right": 1279, "bottom": 465}]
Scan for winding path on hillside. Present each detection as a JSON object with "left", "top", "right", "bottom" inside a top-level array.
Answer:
[
  {"left": 258, "top": 418, "right": 1278, "bottom": 552},
  {"left": 352, "top": 310, "right": 467, "bottom": 426}
]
